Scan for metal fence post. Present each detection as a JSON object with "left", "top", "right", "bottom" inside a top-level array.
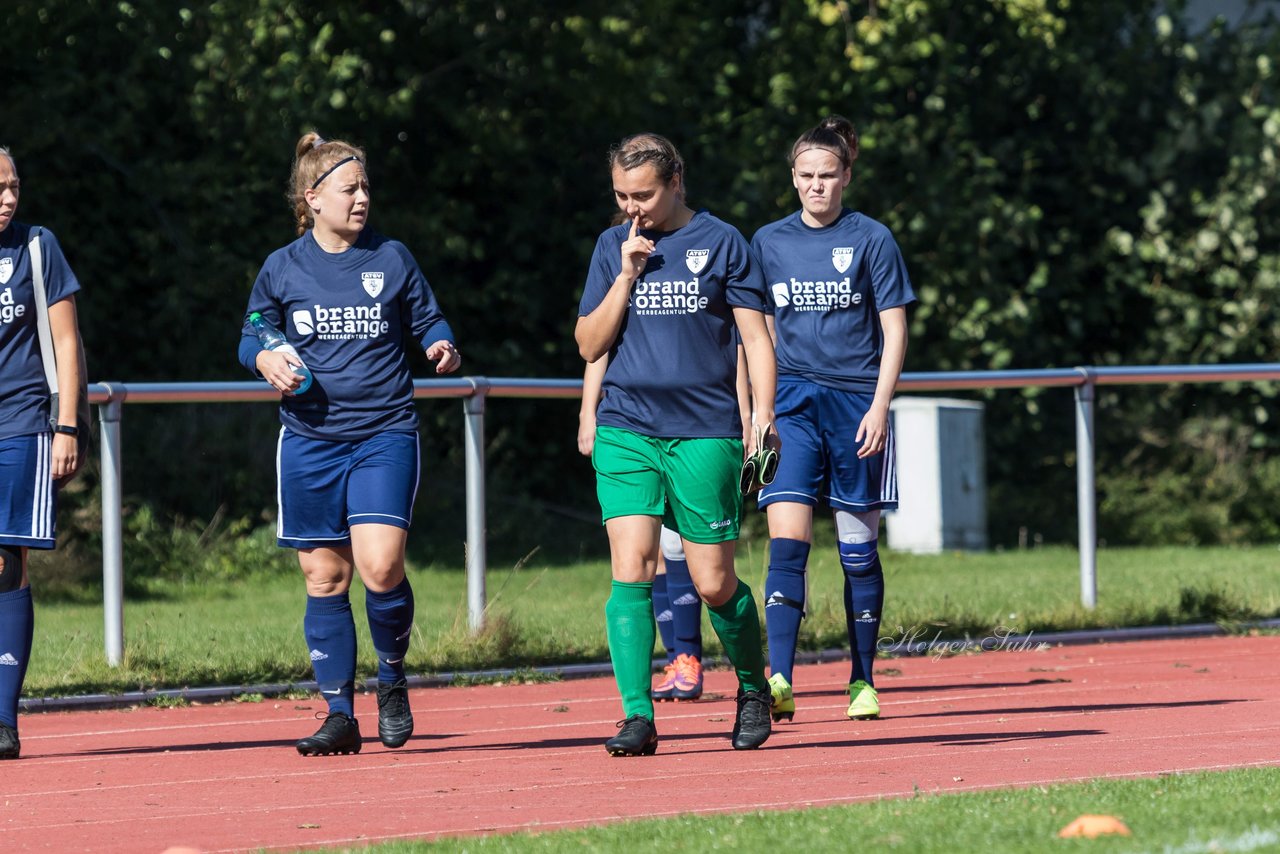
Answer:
[
  {"left": 1074, "top": 368, "right": 1098, "bottom": 609},
  {"left": 463, "top": 378, "right": 489, "bottom": 632},
  {"left": 98, "top": 383, "right": 127, "bottom": 666}
]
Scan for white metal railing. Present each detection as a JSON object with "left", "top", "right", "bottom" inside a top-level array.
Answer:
[{"left": 84, "top": 363, "right": 1280, "bottom": 665}]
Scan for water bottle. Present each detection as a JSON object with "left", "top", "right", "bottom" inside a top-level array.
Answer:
[{"left": 249, "top": 312, "right": 313, "bottom": 394}]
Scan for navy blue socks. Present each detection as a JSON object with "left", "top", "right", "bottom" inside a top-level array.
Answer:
[
  {"left": 365, "top": 578, "right": 415, "bottom": 684},
  {"left": 0, "top": 587, "right": 34, "bottom": 729},
  {"left": 840, "top": 539, "right": 884, "bottom": 686},
  {"left": 664, "top": 554, "right": 703, "bottom": 660},
  {"left": 651, "top": 572, "right": 676, "bottom": 663},
  {"left": 764, "top": 538, "right": 810, "bottom": 684},
  {"left": 304, "top": 592, "right": 357, "bottom": 717}
]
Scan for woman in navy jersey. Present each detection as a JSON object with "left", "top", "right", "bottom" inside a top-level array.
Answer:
[
  {"left": 0, "top": 145, "right": 86, "bottom": 760},
  {"left": 576, "top": 132, "right": 778, "bottom": 756},
  {"left": 751, "top": 116, "right": 915, "bottom": 724},
  {"left": 238, "top": 133, "right": 460, "bottom": 756}
]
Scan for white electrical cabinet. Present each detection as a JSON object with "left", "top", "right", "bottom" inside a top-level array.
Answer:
[{"left": 884, "top": 397, "right": 987, "bottom": 553}]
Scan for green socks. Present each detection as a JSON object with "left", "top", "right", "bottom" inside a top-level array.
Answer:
[
  {"left": 605, "top": 580, "right": 656, "bottom": 720},
  {"left": 708, "top": 579, "right": 767, "bottom": 693}
]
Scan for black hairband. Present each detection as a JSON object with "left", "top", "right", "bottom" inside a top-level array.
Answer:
[{"left": 311, "top": 155, "right": 362, "bottom": 190}]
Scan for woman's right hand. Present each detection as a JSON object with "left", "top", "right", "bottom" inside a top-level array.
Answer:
[
  {"left": 255, "top": 349, "right": 305, "bottom": 395},
  {"left": 619, "top": 216, "right": 654, "bottom": 284}
]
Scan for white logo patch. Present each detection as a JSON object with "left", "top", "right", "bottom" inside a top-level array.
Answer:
[
  {"left": 685, "top": 249, "right": 709, "bottom": 274},
  {"left": 309, "top": 648, "right": 329, "bottom": 662},
  {"left": 0, "top": 652, "right": 19, "bottom": 666},
  {"left": 292, "top": 309, "right": 315, "bottom": 336},
  {"left": 0, "top": 258, "right": 12, "bottom": 285},
  {"left": 770, "top": 282, "right": 791, "bottom": 307},
  {"left": 832, "top": 247, "right": 853, "bottom": 273},
  {"left": 362, "top": 271, "right": 384, "bottom": 298}
]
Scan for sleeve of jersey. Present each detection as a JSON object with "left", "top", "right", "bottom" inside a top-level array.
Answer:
[
  {"left": 403, "top": 258, "right": 456, "bottom": 349},
  {"left": 237, "top": 263, "right": 281, "bottom": 377},
  {"left": 38, "top": 229, "right": 83, "bottom": 306},
  {"left": 749, "top": 231, "right": 777, "bottom": 312},
  {"left": 578, "top": 233, "right": 617, "bottom": 317},
  {"left": 868, "top": 231, "right": 917, "bottom": 310},
  {"left": 723, "top": 230, "right": 767, "bottom": 312}
]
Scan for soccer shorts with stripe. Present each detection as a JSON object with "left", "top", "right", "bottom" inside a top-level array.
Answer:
[
  {"left": 276, "top": 428, "right": 420, "bottom": 549},
  {"left": 758, "top": 378, "right": 898, "bottom": 512},
  {"left": 0, "top": 433, "right": 57, "bottom": 550}
]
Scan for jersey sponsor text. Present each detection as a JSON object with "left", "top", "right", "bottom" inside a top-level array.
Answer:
[
  {"left": 0, "top": 286, "right": 27, "bottom": 325},
  {"left": 632, "top": 278, "right": 709, "bottom": 315},
  {"left": 302, "top": 303, "right": 391, "bottom": 340},
  {"left": 771, "top": 276, "right": 861, "bottom": 311}
]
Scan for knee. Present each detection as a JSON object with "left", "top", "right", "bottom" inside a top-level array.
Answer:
[
  {"left": 838, "top": 539, "right": 881, "bottom": 577},
  {"left": 0, "top": 546, "right": 26, "bottom": 593},
  {"left": 694, "top": 574, "right": 735, "bottom": 608},
  {"left": 361, "top": 562, "right": 406, "bottom": 594}
]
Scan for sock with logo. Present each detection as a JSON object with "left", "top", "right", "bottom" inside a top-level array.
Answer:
[
  {"left": 764, "top": 538, "right": 810, "bottom": 685},
  {"left": 707, "top": 579, "right": 767, "bottom": 693},
  {"left": 605, "top": 580, "right": 656, "bottom": 721},
  {"left": 664, "top": 554, "right": 703, "bottom": 661},
  {"left": 304, "top": 592, "right": 356, "bottom": 717},
  {"left": 651, "top": 572, "right": 676, "bottom": 663},
  {"left": 0, "top": 586, "right": 34, "bottom": 729},
  {"left": 365, "top": 577, "right": 415, "bottom": 684},
  {"left": 840, "top": 540, "right": 884, "bottom": 686}
]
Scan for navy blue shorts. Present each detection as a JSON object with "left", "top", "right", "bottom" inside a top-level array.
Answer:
[
  {"left": 0, "top": 433, "right": 57, "bottom": 550},
  {"left": 758, "top": 379, "right": 898, "bottom": 513},
  {"left": 276, "top": 428, "right": 420, "bottom": 549}
]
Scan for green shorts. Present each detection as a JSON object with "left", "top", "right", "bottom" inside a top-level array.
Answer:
[{"left": 592, "top": 425, "right": 744, "bottom": 544}]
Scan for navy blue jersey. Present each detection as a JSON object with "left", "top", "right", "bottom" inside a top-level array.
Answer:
[
  {"left": 0, "top": 224, "right": 82, "bottom": 441},
  {"left": 238, "top": 230, "right": 455, "bottom": 441},
  {"left": 579, "top": 210, "right": 766, "bottom": 439},
  {"left": 752, "top": 209, "right": 915, "bottom": 392}
]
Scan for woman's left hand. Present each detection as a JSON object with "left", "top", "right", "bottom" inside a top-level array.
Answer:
[
  {"left": 51, "top": 432, "right": 79, "bottom": 480},
  {"left": 426, "top": 340, "right": 462, "bottom": 374},
  {"left": 856, "top": 405, "right": 889, "bottom": 459}
]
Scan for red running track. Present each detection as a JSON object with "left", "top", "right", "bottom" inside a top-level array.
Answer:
[{"left": 3, "top": 635, "right": 1279, "bottom": 852}]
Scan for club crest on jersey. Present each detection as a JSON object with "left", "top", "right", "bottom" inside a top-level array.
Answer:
[
  {"left": 685, "top": 249, "right": 709, "bottom": 274},
  {"left": 832, "top": 247, "right": 853, "bottom": 274},
  {"left": 0, "top": 258, "right": 12, "bottom": 285},
  {"left": 361, "top": 271, "right": 384, "bottom": 298}
]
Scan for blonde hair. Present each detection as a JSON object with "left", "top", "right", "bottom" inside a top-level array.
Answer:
[{"left": 290, "top": 132, "right": 366, "bottom": 235}]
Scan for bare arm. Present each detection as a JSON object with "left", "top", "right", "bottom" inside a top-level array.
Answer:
[
  {"left": 732, "top": 306, "right": 777, "bottom": 455},
  {"left": 857, "top": 305, "right": 908, "bottom": 459},
  {"left": 578, "top": 354, "right": 607, "bottom": 456},
  {"left": 575, "top": 217, "right": 653, "bottom": 362},
  {"left": 47, "top": 296, "right": 81, "bottom": 480},
  {"left": 735, "top": 344, "right": 750, "bottom": 445}
]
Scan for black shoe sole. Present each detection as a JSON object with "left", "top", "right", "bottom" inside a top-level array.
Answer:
[
  {"left": 607, "top": 741, "right": 658, "bottom": 757},
  {"left": 771, "top": 711, "right": 794, "bottom": 722},
  {"left": 297, "top": 743, "right": 362, "bottom": 756}
]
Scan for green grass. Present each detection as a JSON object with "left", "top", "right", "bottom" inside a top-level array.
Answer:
[
  {"left": 25, "top": 539, "right": 1280, "bottom": 697},
  {"left": 296, "top": 767, "right": 1280, "bottom": 853}
]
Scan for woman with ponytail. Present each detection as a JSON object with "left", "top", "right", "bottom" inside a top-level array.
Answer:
[
  {"left": 576, "top": 132, "right": 778, "bottom": 756},
  {"left": 237, "top": 133, "right": 460, "bottom": 756},
  {"left": 750, "top": 116, "right": 915, "bottom": 725}
]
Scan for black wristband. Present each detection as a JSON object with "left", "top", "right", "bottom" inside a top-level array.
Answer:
[{"left": 54, "top": 424, "right": 79, "bottom": 437}]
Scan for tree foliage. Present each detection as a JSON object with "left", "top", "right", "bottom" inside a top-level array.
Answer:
[{"left": 3, "top": 0, "right": 1278, "bottom": 555}]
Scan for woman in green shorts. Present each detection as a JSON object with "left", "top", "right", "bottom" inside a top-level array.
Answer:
[{"left": 576, "top": 132, "right": 778, "bottom": 756}]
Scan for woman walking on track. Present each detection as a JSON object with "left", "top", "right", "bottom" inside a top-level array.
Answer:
[
  {"left": 579, "top": 356, "right": 712, "bottom": 702},
  {"left": 238, "top": 133, "right": 460, "bottom": 756},
  {"left": 576, "top": 132, "right": 778, "bottom": 756},
  {"left": 751, "top": 116, "right": 915, "bottom": 723},
  {"left": 0, "top": 146, "right": 87, "bottom": 760}
]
